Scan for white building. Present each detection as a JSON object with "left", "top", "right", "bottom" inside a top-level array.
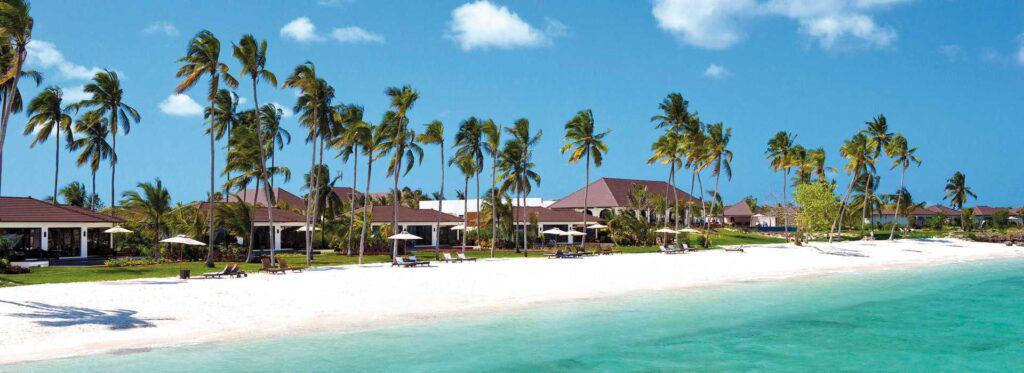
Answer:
[{"left": 419, "top": 197, "right": 553, "bottom": 217}]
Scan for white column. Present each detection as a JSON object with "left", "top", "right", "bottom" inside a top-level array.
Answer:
[
  {"left": 431, "top": 224, "right": 438, "bottom": 246},
  {"left": 274, "top": 226, "right": 282, "bottom": 251},
  {"left": 80, "top": 228, "right": 88, "bottom": 257},
  {"left": 40, "top": 227, "right": 49, "bottom": 252},
  {"left": 567, "top": 225, "right": 575, "bottom": 244}
]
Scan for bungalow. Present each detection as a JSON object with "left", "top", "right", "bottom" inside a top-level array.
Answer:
[
  {"left": 0, "top": 196, "right": 123, "bottom": 261},
  {"left": 721, "top": 202, "right": 791, "bottom": 228},
  {"left": 351, "top": 205, "right": 463, "bottom": 246},
  {"left": 548, "top": 177, "right": 697, "bottom": 219},
  {"left": 722, "top": 202, "right": 753, "bottom": 226},
  {"left": 971, "top": 206, "right": 1023, "bottom": 226},
  {"left": 871, "top": 207, "right": 939, "bottom": 227},
  {"left": 467, "top": 206, "right": 603, "bottom": 243},
  {"left": 226, "top": 187, "right": 306, "bottom": 211},
  {"left": 199, "top": 202, "right": 308, "bottom": 251}
]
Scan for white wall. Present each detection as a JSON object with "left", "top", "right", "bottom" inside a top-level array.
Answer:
[{"left": 419, "top": 198, "right": 554, "bottom": 217}]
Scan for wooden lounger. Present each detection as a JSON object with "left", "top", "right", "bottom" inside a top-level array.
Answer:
[
  {"left": 724, "top": 246, "right": 745, "bottom": 253},
  {"left": 278, "top": 258, "right": 305, "bottom": 272},
  {"left": 202, "top": 264, "right": 233, "bottom": 278},
  {"left": 456, "top": 253, "right": 477, "bottom": 262},
  {"left": 408, "top": 256, "right": 432, "bottom": 267},
  {"left": 261, "top": 258, "right": 287, "bottom": 274},
  {"left": 442, "top": 252, "right": 461, "bottom": 263}
]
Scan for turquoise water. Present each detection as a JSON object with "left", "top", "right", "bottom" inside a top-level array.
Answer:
[{"left": 9, "top": 259, "right": 1024, "bottom": 372}]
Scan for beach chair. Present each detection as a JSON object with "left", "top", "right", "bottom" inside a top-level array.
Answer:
[
  {"left": 724, "top": 245, "right": 745, "bottom": 253},
  {"left": 457, "top": 253, "right": 477, "bottom": 262},
  {"left": 659, "top": 246, "right": 681, "bottom": 254},
  {"left": 392, "top": 257, "right": 415, "bottom": 267},
  {"left": 442, "top": 252, "right": 461, "bottom": 263},
  {"left": 278, "top": 258, "right": 305, "bottom": 273},
  {"left": 260, "top": 258, "right": 287, "bottom": 274},
  {"left": 408, "top": 256, "right": 432, "bottom": 267},
  {"left": 202, "top": 264, "right": 233, "bottom": 278},
  {"left": 231, "top": 263, "right": 248, "bottom": 277},
  {"left": 681, "top": 244, "right": 696, "bottom": 252}
]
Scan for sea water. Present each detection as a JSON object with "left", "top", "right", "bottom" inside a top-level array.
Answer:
[{"left": 9, "top": 259, "right": 1024, "bottom": 372}]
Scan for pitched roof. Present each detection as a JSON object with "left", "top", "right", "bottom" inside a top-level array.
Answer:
[
  {"left": 331, "top": 187, "right": 361, "bottom": 203},
  {"left": 548, "top": 178, "right": 696, "bottom": 210},
  {"left": 225, "top": 187, "right": 305, "bottom": 210},
  {"left": 352, "top": 205, "right": 462, "bottom": 224},
  {"left": 925, "top": 205, "right": 960, "bottom": 216},
  {"left": 0, "top": 197, "right": 124, "bottom": 223},
  {"left": 872, "top": 207, "right": 937, "bottom": 216},
  {"left": 972, "top": 206, "right": 1012, "bottom": 216},
  {"left": 723, "top": 202, "right": 753, "bottom": 217},
  {"left": 466, "top": 207, "right": 601, "bottom": 226},
  {"left": 198, "top": 202, "right": 307, "bottom": 223}
]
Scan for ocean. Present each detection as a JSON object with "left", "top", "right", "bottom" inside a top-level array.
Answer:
[{"left": 10, "top": 259, "right": 1024, "bottom": 372}]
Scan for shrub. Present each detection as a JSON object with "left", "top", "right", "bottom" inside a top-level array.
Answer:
[
  {"left": 0, "top": 258, "right": 30, "bottom": 274},
  {"left": 793, "top": 182, "right": 839, "bottom": 234},
  {"left": 927, "top": 216, "right": 946, "bottom": 230}
]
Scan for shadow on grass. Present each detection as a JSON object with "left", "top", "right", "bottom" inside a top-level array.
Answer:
[{"left": 0, "top": 300, "right": 170, "bottom": 330}]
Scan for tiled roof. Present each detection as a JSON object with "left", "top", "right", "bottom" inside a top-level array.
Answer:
[
  {"left": 225, "top": 187, "right": 306, "bottom": 210},
  {"left": 0, "top": 197, "right": 123, "bottom": 223},
  {"left": 198, "top": 202, "right": 307, "bottom": 223},
  {"left": 872, "top": 207, "right": 936, "bottom": 216},
  {"left": 972, "top": 206, "right": 1013, "bottom": 216},
  {"left": 352, "top": 205, "right": 462, "bottom": 224},
  {"left": 466, "top": 207, "right": 601, "bottom": 225},
  {"left": 723, "top": 202, "right": 753, "bottom": 217},
  {"left": 331, "top": 187, "right": 361, "bottom": 203},
  {"left": 548, "top": 178, "right": 697, "bottom": 209},
  {"left": 925, "top": 205, "right": 960, "bottom": 216}
]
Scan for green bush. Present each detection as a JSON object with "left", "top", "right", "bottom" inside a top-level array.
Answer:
[
  {"left": 0, "top": 258, "right": 30, "bottom": 274},
  {"left": 793, "top": 182, "right": 839, "bottom": 234},
  {"left": 927, "top": 216, "right": 946, "bottom": 230}
]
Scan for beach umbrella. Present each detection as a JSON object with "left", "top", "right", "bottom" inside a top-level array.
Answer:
[
  {"left": 451, "top": 224, "right": 466, "bottom": 230},
  {"left": 295, "top": 225, "right": 321, "bottom": 232},
  {"left": 389, "top": 231, "right": 422, "bottom": 256},
  {"left": 676, "top": 228, "right": 701, "bottom": 234},
  {"left": 654, "top": 227, "right": 678, "bottom": 234},
  {"left": 541, "top": 228, "right": 566, "bottom": 235},
  {"left": 104, "top": 226, "right": 133, "bottom": 234},
  {"left": 160, "top": 235, "right": 207, "bottom": 273},
  {"left": 562, "top": 229, "right": 586, "bottom": 236},
  {"left": 587, "top": 223, "right": 607, "bottom": 241}
]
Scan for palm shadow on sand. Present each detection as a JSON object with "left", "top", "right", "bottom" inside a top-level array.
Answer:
[{"left": 0, "top": 300, "right": 170, "bottom": 330}]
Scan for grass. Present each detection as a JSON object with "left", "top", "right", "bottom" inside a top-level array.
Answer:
[{"left": 0, "top": 230, "right": 784, "bottom": 287}]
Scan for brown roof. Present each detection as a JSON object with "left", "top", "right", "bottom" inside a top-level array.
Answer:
[
  {"left": 0, "top": 197, "right": 123, "bottom": 223},
  {"left": 353, "top": 205, "right": 462, "bottom": 224},
  {"left": 466, "top": 207, "right": 601, "bottom": 226},
  {"left": 873, "top": 207, "right": 936, "bottom": 216},
  {"left": 199, "top": 202, "right": 307, "bottom": 223},
  {"left": 972, "top": 206, "right": 1012, "bottom": 216},
  {"left": 723, "top": 202, "right": 753, "bottom": 217},
  {"left": 225, "top": 187, "right": 306, "bottom": 210},
  {"left": 548, "top": 178, "right": 697, "bottom": 210},
  {"left": 926, "top": 205, "right": 960, "bottom": 216},
  {"left": 331, "top": 187, "right": 362, "bottom": 203}
]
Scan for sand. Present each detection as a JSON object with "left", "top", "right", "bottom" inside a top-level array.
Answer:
[{"left": 1, "top": 238, "right": 1022, "bottom": 365}]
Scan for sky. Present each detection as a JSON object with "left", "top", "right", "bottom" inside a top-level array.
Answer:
[{"left": 2, "top": 0, "right": 1023, "bottom": 208}]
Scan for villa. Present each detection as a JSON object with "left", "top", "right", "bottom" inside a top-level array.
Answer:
[
  {"left": 226, "top": 187, "right": 306, "bottom": 211},
  {"left": 548, "top": 177, "right": 696, "bottom": 219},
  {"left": 419, "top": 197, "right": 554, "bottom": 217},
  {"left": 466, "top": 206, "right": 603, "bottom": 243},
  {"left": 198, "top": 202, "right": 309, "bottom": 251},
  {"left": 349, "top": 205, "right": 463, "bottom": 247},
  {"left": 0, "top": 196, "right": 123, "bottom": 263}
]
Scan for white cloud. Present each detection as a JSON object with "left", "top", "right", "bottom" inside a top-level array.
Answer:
[
  {"left": 653, "top": 0, "right": 907, "bottom": 50},
  {"left": 159, "top": 94, "right": 203, "bottom": 116},
  {"left": 448, "top": 1, "right": 563, "bottom": 51},
  {"left": 317, "top": 0, "right": 352, "bottom": 7},
  {"left": 270, "top": 102, "right": 294, "bottom": 118},
  {"left": 281, "top": 17, "right": 323, "bottom": 42},
  {"left": 939, "top": 44, "right": 962, "bottom": 60},
  {"left": 704, "top": 64, "right": 730, "bottom": 79},
  {"left": 61, "top": 85, "right": 91, "bottom": 103},
  {"left": 331, "top": 26, "right": 385, "bottom": 43},
  {"left": 143, "top": 21, "right": 178, "bottom": 36},
  {"left": 25, "top": 40, "right": 104, "bottom": 80}
]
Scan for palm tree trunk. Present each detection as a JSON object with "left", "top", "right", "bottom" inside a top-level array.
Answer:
[
  {"left": 304, "top": 136, "right": 317, "bottom": 267},
  {"left": 490, "top": 153, "right": 497, "bottom": 257},
  {"left": 782, "top": 169, "right": 788, "bottom": 234},
  {"left": 91, "top": 170, "right": 96, "bottom": 210},
  {"left": 697, "top": 172, "right": 708, "bottom": 231},
  {"left": 521, "top": 151, "right": 528, "bottom": 255},
  {"left": 861, "top": 173, "right": 870, "bottom": 237},
  {"left": 53, "top": 126, "right": 59, "bottom": 205},
  {"left": 391, "top": 157, "right": 400, "bottom": 259},
  {"left": 0, "top": 92, "right": 7, "bottom": 196},
  {"left": 348, "top": 152, "right": 358, "bottom": 256},
  {"left": 687, "top": 170, "right": 695, "bottom": 227},
  {"left": 436, "top": 146, "right": 444, "bottom": 258},
  {"left": 206, "top": 121, "right": 216, "bottom": 267},
  {"left": 581, "top": 151, "right": 590, "bottom": 249},
  {"left": 358, "top": 149, "right": 373, "bottom": 265},
  {"left": 828, "top": 172, "right": 859, "bottom": 243},
  {"left": 670, "top": 164, "right": 678, "bottom": 244},
  {"left": 889, "top": 168, "right": 906, "bottom": 240},
  {"left": 0, "top": 48, "right": 25, "bottom": 198},
  {"left": 247, "top": 177, "right": 260, "bottom": 262},
  {"left": 111, "top": 128, "right": 117, "bottom": 212},
  {"left": 475, "top": 172, "right": 480, "bottom": 248},
  {"left": 462, "top": 177, "right": 468, "bottom": 253},
  {"left": 318, "top": 138, "right": 326, "bottom": 254},
  {"left": 252, "top": 80, "right": 277, "bottom": 264}
]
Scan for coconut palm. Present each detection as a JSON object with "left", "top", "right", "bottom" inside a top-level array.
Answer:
[
  {"left": 24, "top": 87, "right": 73, "bottom": 204},
  {"left": 885, "top": 134, "right": 921, "bottom": 239},
  {"left": 121, "top": 178, "right": 172, "bottom": 258},
  {"left": 0, "top": 0, "right": 34, "bottom": 196},
  {"left": 75, "top": 70, "right": 139, "bottom": 212},
  {"left": 347, "top": 119, "right": 381, "bottom": 264},
  {"left": 379, "top": 111, "right": 423, "bottom": 258},
  {"left": 334, "top": 105, "right": 366, "bottom": 256},
  {"left": 453, "top": 156, "right": 477, "bottom": 251},
  {"left": 383, "top": 85, "right": 419, "bottom": 255},
  {"left": 204, "top": 89, "right": 239, "bottom": 192},
  {"left": 482, "top": 119, "right": 500, "bottom": 256},
  {"left": 451, "top": 116, "right": 483, "bottom": 238},
  {"left": 650, "top": 93, "right": 693, "bottom": 132},
  {"left": 944, "top": 171, "right": 975, "bottom": 229},
  {"left": 648, "top": 130, "right": 684, "bottom": 237},
  {"left": 828, "top": 134, "right": 873, "bottom": 243},
  {"left": 562, "top": 109, "right": 610, "bottom": 248},
  {"left": 766, "top": 131, "right": 797, "bottom": 233},
  {"left": 262, "top": 104, "right": 290, "bottom": 188},
  {"left": 502, "top": 118, "right": 541, "bottom": 253},
  {"left": 705, "top": 122, "right": 732, "bottom": 225},
  {"left": 54, "top": 181, "right": 88, "bottom": 207},
  {"left": 858, "top": 115, "right": 892, "bottom": 237},
  {"left": 416, "top": 120, "right": 446, "bottom": 254},
  {"left": 69, "top": 111, "right": 114, "bottom": 210},
  {"left": 175, "top": 29, "right": 238, "bottom": 267}
]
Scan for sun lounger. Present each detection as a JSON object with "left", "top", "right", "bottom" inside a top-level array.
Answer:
[
  {"left": 681, "top": 244, "right": 697, "bottom": 252},
  {"left": 392, "top": 257, "right": 416, "bottom": 267},
  {"left": 442, "top": 252, "right": 461, "bottom": 263},
  {"left": 203, "top": 264, "right": 233, "bottom": 278},
  {"left": 260, "top": 258, "right": 287, "bottom": 274},
  {"left": 231, "top": 263, "right": 248, "bottom": 277},
  {"left": 457, "top": 253, "right": 477, "bottom": 262},
  {"left": 408, "top": 256, "right": 432, "bottom": 267},
  {"left": 724, "top": 245, "right": 745, "bottom": 253},
  {"left": 276, "top": 258, "right": 303, "bottom": 272},
  {"left": 659, "top": 246, "right": 682, "bottom": 254}
]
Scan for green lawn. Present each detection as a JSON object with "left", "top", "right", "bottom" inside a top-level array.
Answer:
[{"left": 0, "top": 230, "right": 783, "bottom": 287}]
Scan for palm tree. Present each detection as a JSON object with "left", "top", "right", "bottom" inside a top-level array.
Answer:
[
  {"left": 452, "top": 117, "right": 484, "bottom": 240},
  {"left": 503, "top": 119, "right": 541, "bottom": 253},
  {"left": 379, "top": 110, "right": 423, "bottom": 258},
  {"left": 233, "top": 34, "right": 279, "bottom": 259},
  {"left": 204, "top": 89, "right": 239, "bottom": 192},
  {"left": 886, "top": 134, "right": 921, "bottom": 239},
  {"left": 650, "top": 93, "right": 693, "bottom": 132},
  {"left": 944, "top": 171, "right": 975, "bottom": 229},
  {"left": 262, "top": 104, "right": 290, "bottom": 188},
  {"left": 215, "top": 201, "right": 252, "bottom": 254},
  {"left": 828, "top": 134, "right": 872, "bottom": 243},
  {"left": 482, "top": 119, "right": 500, "bottom": 256},
  {"left": 648, "top": 130, "right": 684, "bottom": 239},
  {"left": 121, "top": 179, "right": 172, "bottom": 258},
  {"left": 24, "top": 87, "right": 73, "bottom": 204},
  {"left": 453, "top": 156, "right": 477, "bottom": 251},
  {"left": 859, "top": 115, "right": 892, "bottom": 238},
  {"left": 383, "top": 85, "right": 419, "bottom": 255},
  {"left": 417, "top": 120, "right": 445, "bottom": 254},
  {"left": 347, "top": 119, "right": 381, "bottom": 264},
  {"left": 284, "top": 62, "right": 332, "bottom": 264},
  {"left": 54, "top": 181, "right": 87, "bottom": 207},
  {"left": 69, "top": 111, "right": 114, "bottom": 210},
  {"left": 705, "top": 122, "right": 732, "bottom": 226},
  {"left": 175, "top": 29, "right": 238, "bottom": 267},
  {"left": 334, "top": 105, "right": 366, "bottom": 256},
  {"left": 562, "top": 109, "right": 610, "bottom": 249},
  {"left": 0, "top": 0, "right": 34, "bottom": 196},
  {"left": 766, "top": 131, "right": 797, "bottom": 234},
  {"left": 75, "top": 70, "right": 139, "bottom": 213},
  {"left": 807, "top": 147, "right": 831, "bottom": 183}
]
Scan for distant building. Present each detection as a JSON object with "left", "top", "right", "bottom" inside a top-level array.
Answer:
[
  {"left": 547, "top": 177, "right": 697, "bottom": 217},
  {"left": 419, "top": 197, "right": 553, "bottom": 217},
  {"left": 466, "top": 206, "right": 602, "bottom": 244},
  {"left": 198, "top": 202, "right": 308, "bottom": 250},
  {"left": 225, "top": 187, "right": 306, "bottom": 211},
  {"left": 350, "top": 205, "right": 463, "bottom": 246},
  {"left": 0, "top": 196, "right": 123, "bottom": 261}
]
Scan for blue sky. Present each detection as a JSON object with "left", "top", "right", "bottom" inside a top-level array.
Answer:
[{"left": 3, "top": 0, "right": 1023, "bottom": 208}]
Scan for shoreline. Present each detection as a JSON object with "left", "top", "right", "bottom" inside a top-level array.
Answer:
[{"left": 3, "top": 238, "right": 1023, "bottom": 366}]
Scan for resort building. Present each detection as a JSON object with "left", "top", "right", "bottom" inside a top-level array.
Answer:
[
  {"left": 351, "top": 205, "right": 463, "bottom": 246},
  {"left": 199, "top": 202, "right": 308, "bottom": 251},
  {"left": 226, "top": 187, "right": 306, "bottom": 211},
  {"left": 420, "top": 197, "right": 554, "bottom": 217},
  {"left": 466, "top": 206, "right": 603, "bottom": 243},
  {"left": 721, "top": 202, "right": 786, "bottom": 228},
  {"left": 870, "top": 207, "right": 940, "bottom": 227},
  {"left": 0, "top": 196, "right": 123, "bottom": 262},
  {"left": 722, "top": 202, "right": 753, "bottom": 226},
  {"left": 547, "top": 177, "right": 697, "bottom": 218}
]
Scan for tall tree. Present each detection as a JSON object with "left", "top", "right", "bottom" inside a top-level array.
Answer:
[
  {"left": 503, "top": 119, "right": 541, "bottom": 254},
  {"left": 944, "top": 171, "right": 975, "bottom": 229},
  {"left": 175, "top": 29, "right": 238, "bottom": 267},
  {"left": 885, "top": 134, "right": 920, "bottom": 239},
  {"left": 766, "top": 131, "right": 797, "bottom": 234},
  {"left": 204, "top": 89, "right": 239, "bottom": 195},
  {"left": 453, "top": 156, "right": 476, "bottom": 252},
  {"left": 482, "top": 119, "right": 500, "bottom": 256},
  {"left": 648, "top": 129, "right": 684, "bottom": 239},
  {"left": 417, "top": 120, "right": 445, "bottom": 255},
  {"left": 346, "top": 120, "right": 380, "bottom": 264},
  {"left": 0, "top": 0, "right": 33, "bottom": 196},
  {"left": 69, "top": 111, "right": 114, "bottom": 210},
  {"left": 561, "top": 109, "right": 610, "bottom": 249},
  {"left": 452, "top": 117, "right": 484, "bottom": 244},
  {"left": 262, "top": 104, "right": 290, "bottom": 188},
  {"left": 379, "top": 110, "right": 423, "bottom": 258},
  {"left": 334, "top": 105, "right": 365, "bottom": 256},
  {"left": 24, "top": 87, "right": 72, "bottom": 204},
  {"left": 859, "top": 114, "right": 892, "bottom": 238},
  {"left": 233, "top": 34, "right": 279, "bottom": 258},
  {"left": 76, "top": 70, "right": 139, "bottom": 213},
  {"left": 705, "top": 122, "right": 733, "bottom": 226},
  {"left": 383, "top": 85, "right": 419, "bottom": 256},
  {"left": 828, "top": 134, "right": 873, "bottom": 243},
  {"left": 121, "top": 178, "right": 172, "bottom": 258}
]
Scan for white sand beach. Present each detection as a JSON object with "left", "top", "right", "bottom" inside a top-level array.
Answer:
[{"left": 2, "top": 238, "right": 1022, "bottom": 365}]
